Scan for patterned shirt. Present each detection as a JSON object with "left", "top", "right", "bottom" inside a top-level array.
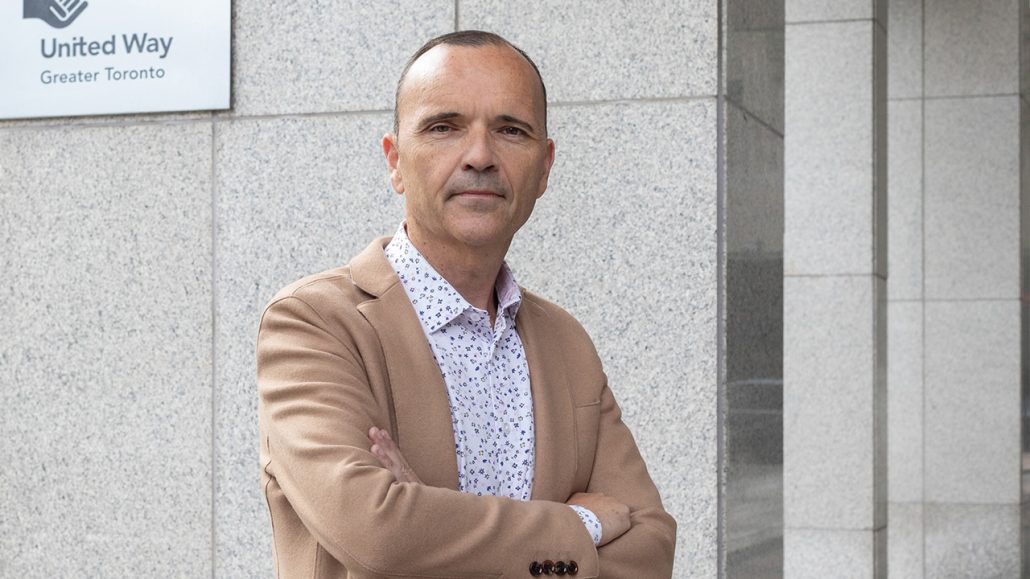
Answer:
[{"left": 385, "top": 224, "right": 602, "bottom": 545}]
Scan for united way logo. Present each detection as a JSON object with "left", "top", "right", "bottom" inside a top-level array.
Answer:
[{"left": 24, "top": 0, "right": 88, "bottom": 29}]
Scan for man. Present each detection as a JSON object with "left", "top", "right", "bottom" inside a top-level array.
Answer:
[{"left": 257, "top": 31, "right": 675, "bottom": 578}]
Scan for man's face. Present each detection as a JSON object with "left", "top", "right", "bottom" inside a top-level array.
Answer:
[{"left": 383, "top": 44, "right": 554, "bottom": 252}]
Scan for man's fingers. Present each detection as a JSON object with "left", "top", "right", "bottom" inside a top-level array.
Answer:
[
  {"left": 566, "top": 491, "right": 632, "bottom": 547},
  {"left": 370, "top": 444, "right": 394, "bottom": 468},
  {"left": 367, "top": 425, "right": 425, "bottom": 485}
]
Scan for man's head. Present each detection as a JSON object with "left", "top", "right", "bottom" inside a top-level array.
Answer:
[
  {"left": 392, "top": 31, "right": 548, "bottom": 135},
  {"left": 383, "top": 31, "right": 554, "bottom": 254}
]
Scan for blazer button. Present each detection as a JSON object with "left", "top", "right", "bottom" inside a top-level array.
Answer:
[
  {"left": 555, "top": 560, "right": 568, "bottom": 575},
  {"left": 542, "top": 560, "right": 555, "bottom": 574},
  {"left": 529, "top": 561, "right": 543, "bottom": 576},
  {"left": 567, "top": 560, "right": 579, "bottom": 575}
]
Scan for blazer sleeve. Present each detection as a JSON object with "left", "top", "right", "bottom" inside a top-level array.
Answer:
[
  {"left": 588, "top": 380, "right": 677, "bottom": 578},
  {"left": 258, "top": 295, "right": 601, "bottom": 578}
]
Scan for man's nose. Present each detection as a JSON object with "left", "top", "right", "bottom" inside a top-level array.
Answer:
[{"left": 462, "top": 128, "right": 497, "bottom": 172}]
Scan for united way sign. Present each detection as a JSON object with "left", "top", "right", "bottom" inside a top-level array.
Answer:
[{"left": 1, "top": 0, "right": 230, "bottom": 119}]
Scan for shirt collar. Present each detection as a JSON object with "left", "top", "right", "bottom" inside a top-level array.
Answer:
[{"left": 384, "top": 223, "right": 522, "bottom": 334}]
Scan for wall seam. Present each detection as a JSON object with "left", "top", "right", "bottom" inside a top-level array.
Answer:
[
  {"left": 209, "top": 118, "right": 219, "bottom": 579},
  {"left": 715, "top": 0, "right": 727, "bottom": 574},
  {"left": 920, "top": 0, "right": 927, "bottom": 576}
]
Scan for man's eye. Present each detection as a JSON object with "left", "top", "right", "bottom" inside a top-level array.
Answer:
[
  {"left": 428, "top": 125, "right": 452, "bottom": 133},
  {"left": 500, "top": 126, "right": 525, "bottom": 136}
]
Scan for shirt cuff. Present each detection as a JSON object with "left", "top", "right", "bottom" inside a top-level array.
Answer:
[{"left": 568, "top": 504, "right": 602, "bottom": 546}]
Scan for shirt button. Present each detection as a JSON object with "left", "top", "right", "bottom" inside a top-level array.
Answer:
[
  {"left": 567, "top": 561, "right": 579, "bottom": 575},
  {"left": 529, "top": 561, "right": 543, "bottom": 576}
]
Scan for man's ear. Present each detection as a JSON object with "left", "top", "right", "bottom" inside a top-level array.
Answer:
[
  {"left": 382, "top": 134, "right": 405, "bottom": 194},
  {"left": 536, "top": 138, "right": 555, "bottom": 199}
]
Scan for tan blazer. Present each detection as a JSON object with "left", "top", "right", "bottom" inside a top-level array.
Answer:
[{"left": 257, "top": 238, "right": 676, "bottom": 579}]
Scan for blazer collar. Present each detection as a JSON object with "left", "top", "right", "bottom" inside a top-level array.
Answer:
[
  {"left": 352, "top": 237, "right": 461, "bottom": 489},
  {"left": 517, "top": 295, "right": 577, "bottom": 501}
]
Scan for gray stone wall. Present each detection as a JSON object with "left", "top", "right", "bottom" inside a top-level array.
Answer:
[
  {"left": 886, "top": 1, "right": 1025, "bottom": 577},
  {"left": 0, "top": 2, "right": 719, "bottom": 577}
]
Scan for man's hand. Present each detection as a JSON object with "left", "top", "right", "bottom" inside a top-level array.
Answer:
[
  {"left": 369, "top": 425, "right": 631, "bottom": 547},
  {"left": 367, "top": 426, "right": 424, "bottom": 484},
  {"left": 566, "top": 492, "right": 631, "bottom": 547}
]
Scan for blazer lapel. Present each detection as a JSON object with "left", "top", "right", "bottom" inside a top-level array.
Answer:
[
  {"left": 351, "top": 239, "right": 460, "bottom": 491},
  {"left": 518, "top": 297, "right": 577, "bottom": 502}
]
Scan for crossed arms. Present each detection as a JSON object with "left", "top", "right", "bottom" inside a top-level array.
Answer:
[{"left": 258, "top": 278, "right": 676, "bottom": 578}]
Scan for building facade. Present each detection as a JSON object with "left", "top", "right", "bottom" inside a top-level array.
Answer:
[{"left": 0, "top": 1, "right": 1026, "bottom": 577}]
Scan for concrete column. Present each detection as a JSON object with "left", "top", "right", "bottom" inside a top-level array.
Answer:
[
  {"left": 922, "top": 0, "right": 1023, "bottom": 576},
  {"left": 884, "top": 1, "right": 1024, "bottom": 577},
  {"left": 783, "top": 0, "right": 888, "bottom": 576},
  {"left": 885, "top": 0, "right": 924, "bottom": 576}
]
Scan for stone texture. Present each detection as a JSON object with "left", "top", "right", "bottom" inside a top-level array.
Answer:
[
  {"left": 460, "top": 0, "right": 718, "bottom": 102},
  {"left": 924, "top": 97, "right": 1020, "bottom": 300},
  {"left": 888, "top": 502, "right": 924, "bottom": 579},
  {"left": 785, "top": 527, "right": 886, "bottom": 579},
  {"left": 924, "top": 0, "right": 1020, "bottom": 97},
  {"left": 232, "top": 1, "right": 454, "bottom": 116},
  {"left": 214, "top": 113, "right": 401, "bottom": 577},
  {"left": 510, "top": 99, "right": 719, "bottom": 578},
  {"left": 887, "top": 301, "right": 923, "bottom": 503},
  {"left": 888, "top": 0, "right": 923, "bottom": 100},
  {"left": 725, "top": 0, "right": 785, "bottom": 132},
  {"left": 925, "top": 503, "right": 1021, "bottom": 578},
  {"left": 887, "top": 100, "right": 923, "bottom": 301},
  {"left": 924, "top": 300, "right": 1021, "bottom": 504},
  {"left": 0, "top": 124, "right": 213, "bottom": 577},
  {"left": 785, "top": 21, "right": 882, "bottom": 276},
  {"left": 784, "top": 275, "right": 885, "bottom": 530}
]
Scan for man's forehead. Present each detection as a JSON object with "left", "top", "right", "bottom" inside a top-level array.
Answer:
[{"left": 399, "top": 44, "right": 543, "bottom": 106}]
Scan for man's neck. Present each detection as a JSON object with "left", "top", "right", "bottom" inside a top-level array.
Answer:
[{"left": 405, "top": 226, "right": 508, "bottom": 323}]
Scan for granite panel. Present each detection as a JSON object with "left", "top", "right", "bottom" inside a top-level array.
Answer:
[
  {"left": 509, "top": 99, "right": 719, "bottom": 578},
  {"left": 887, "top": 0, "right": 923, "bottom": 100},
  {"left": 924, "top": 0, "right": 1020, "bottom": 97},
  {"left": 784, "top": 275, "right": 885, "bottom": 530},
  {"left": 232, "top": 1, "right": 454, "bottom": 116},
  {"left": 924, "top": 300, "right": 1021, "bottom": 504},
  {"left": 0, "top": 124, "right": 213, "bottom": 577},
  {"left": 785, "top": 21, "right": 880, "bottom": 276},
  {"left": 784, "top": 527, "right": 886, "bottom": 579},
  {"left": 725, "top": 0, "right": 785, "bottom": 132},
  {"left": 924, "top": 97, "right": 1020, "bottom": 300},
  {"left": 888, "top": 502, "right": 924, "bottom": 579},
  {"left": 786, "top": 0, "right": 882, "bottom": 25},
  {"left": 214, "top": 113, "right": 401, "bottom": 577},
  {"left": 925, "top": 503, "right": 1021, "bottom": 578},
  {"left": 887, "top": 301, "right": 924, "bottom": 503},
  {"left": 460, "top": 0, "right": 718, "bottom": 101},
  {"left": 887, "top": 100, "right": 923, "bottom": 301}
]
